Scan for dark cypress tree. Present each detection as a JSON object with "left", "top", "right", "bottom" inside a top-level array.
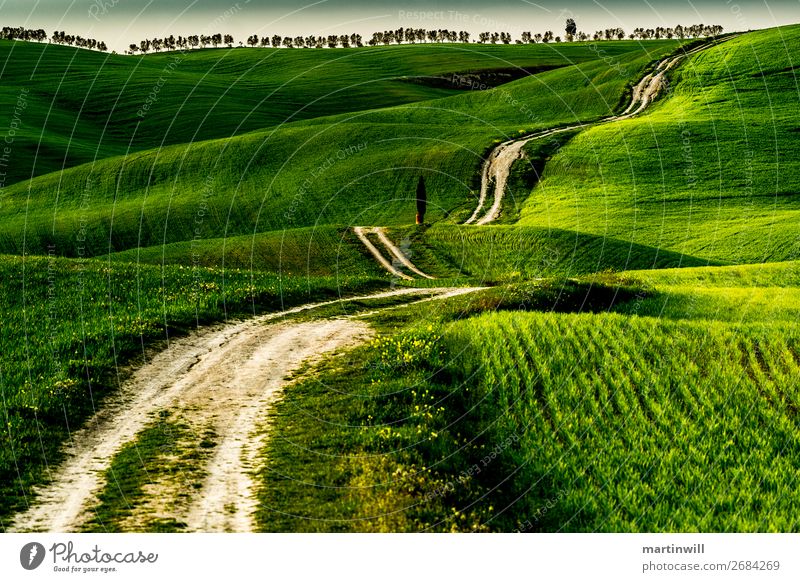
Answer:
[{"left": 416, "top": 176, "right": 427, "bottom": 225}]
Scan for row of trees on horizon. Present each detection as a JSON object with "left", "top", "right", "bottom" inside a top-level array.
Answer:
[
  {"left": 1, "top": 23, "right": 724, "bottom": 55},
  {"left": 1, "top": 27, "right": 108, "bottom": 51},
  {"left": 129, "top": 23, "right": 724, "bottom": 53}
]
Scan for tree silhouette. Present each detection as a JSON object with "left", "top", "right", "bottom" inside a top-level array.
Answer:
[
  {"left": 566, "top": 18, "right": 577, "bottom": 36},
  {"left": 416, "top": 177, "right": 427, "bottom": 225}
]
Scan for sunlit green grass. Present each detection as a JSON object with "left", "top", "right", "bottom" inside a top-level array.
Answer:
[
  {"left": 440, "top": 309, "right": 800, "bottom": 531},
  {"left": 256, "top": 260, "right": 800, "bottom": 531},
  {"left": 606, "top": 260, "right": 800, "bottom": 323},
  {"left": 518, "top": 25, "right": 800, "bottom": 265},
  {"left": 0, "top": 41, "right": 683, "bottom": 258},
  {"left": 0, "top": 39, "right": 661, "bottom": 186}
]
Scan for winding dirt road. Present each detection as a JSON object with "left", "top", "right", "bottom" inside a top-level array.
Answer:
[
  {"left": 465, "top": 40, "right": 725, "bottom": 225},
  {"left": 7, "top": 41, "right": 730, "bottom": 535},
  {"left": 8, "top": 287, "right": 480, "bottom": 533}
]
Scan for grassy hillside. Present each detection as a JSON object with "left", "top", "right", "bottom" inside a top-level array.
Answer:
[
  {"left": 0, "top": 40, "right": 683, "bottom": 259},
  {"left": 610, "top": 260, "right": 800, "bottom": 323},
  {"left": 0, "top": 40, "right": 655, "bottom": 186},
  {"left": 3, "top": 25, "right": 800, "bottom": 534},
  {"left": 256, "top": 260, "right": 800, "bottom": 531},
  {"left": 517, "top": 25, "right": 800, "bottom": 265},
  {"left": 108, "top": 227, "right": 384, "bottom": 278},
  {"left": 107, "top": 222, "right": 717, "bottom": 282},
  {"left": 387, "top": 224, "right": 718, "bottom": 282}
]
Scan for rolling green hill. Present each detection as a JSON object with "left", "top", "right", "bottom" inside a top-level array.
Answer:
[
  {"left": 104, "top": 223, "right": 717, "bottom": 288},
  {"left": 0, "top": 39, "right": 656, "bottom": 186},
  {"left": 243, "top": 27, "right": 800, "bottom": 532},
  {"left": 517, "top": 25, "right": 800, "bottom": 265},
  {"left": 0, "top": 40, "right": 683, "bottom": 260},
  {"left": 0, "top": 38, "right": 690, "bottom": 527}
]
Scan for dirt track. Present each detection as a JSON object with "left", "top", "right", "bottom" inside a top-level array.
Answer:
[
  {"left": 8, "top": 287, "right": 480, "bottom": 533},
  {"left": 354, "top": 226, "right": 435, "bottom": 280}
]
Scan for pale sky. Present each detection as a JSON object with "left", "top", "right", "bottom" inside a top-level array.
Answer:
[{"left": 0, "top": 0, "right": 797, "bottom": 52}]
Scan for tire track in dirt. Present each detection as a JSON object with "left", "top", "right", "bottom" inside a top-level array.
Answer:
[
  {"left": 354, "top": 226, "right": 435, "bottom": 280},
  {"left": 354, "top": 226, "right": 414, "bottom": 281}
]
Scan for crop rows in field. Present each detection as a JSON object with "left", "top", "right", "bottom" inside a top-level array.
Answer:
[{"left": 446, "top": 311, "right": 800, "bottom": 531}]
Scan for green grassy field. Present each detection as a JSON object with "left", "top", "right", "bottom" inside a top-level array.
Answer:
[
  {"left": 107, "top": 226, "right": 385, "bottom": 278},
  {"left": 610, "top": 260, "right": 800, "bottom": 323},
  {"left": 0, "top": 40, "right": 683, "bottom": 259},
  {"left": 385, "top": 224, "right": 718, "bottom": 282},
  {"left": 0, "top": 40, "right": 657, "bottom": 186},
  {"left": 106, "top": 222, "right": 717, "bottom": 282},
  {"left": 256, "top": 262, "right": 800, "bottom": 531},
  {"left": 517, "top": 25, "right": 800, "bottom": 266}
]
